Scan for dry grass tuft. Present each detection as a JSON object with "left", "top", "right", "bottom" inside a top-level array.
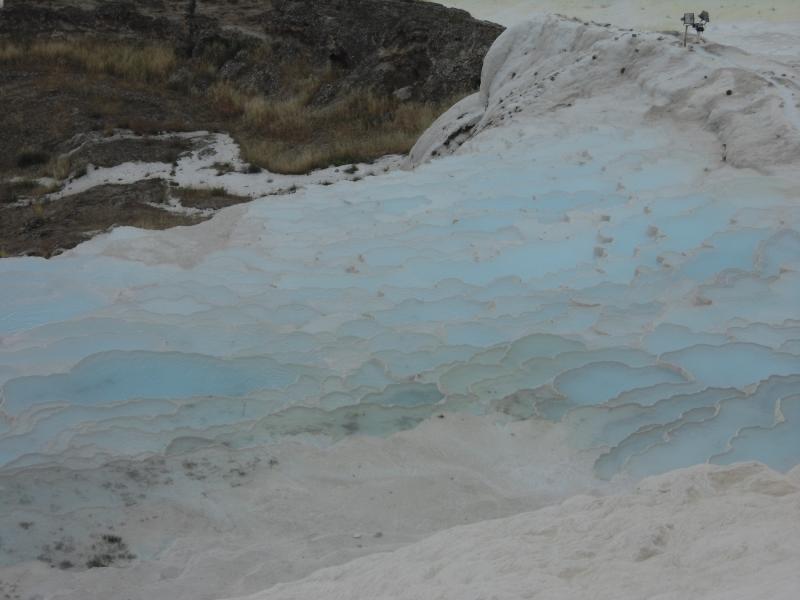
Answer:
[
  {"left": 204, "top": 78, "right": 456, "bottom": 173},
  {"left": 123, "top": 211, "right": 202, "bottom": 231},
  {"left": 172, "top": 185, "right": 250, "bottom": 210},
  {"left": 0, "top": 39, "right": 176, "bottom": 82},
  {"left": 238, "top": 92, "right": 456, "bottom": 173},
  {"left": 50, "top": 155, "right": 74, "bottom": 181}
]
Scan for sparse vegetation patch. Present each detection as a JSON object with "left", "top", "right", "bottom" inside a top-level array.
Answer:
[
  {"left": 0, "top": 36, "right": 461, "bottom": 177},
  {"left": 0, "top": 39, "right": 176, "bottom": 83},
  {"left": 172, "top": 186, "right": 250, "bottom": 210},
  {"left": 0, "top": 179, "right": 203, "bottom": 258}
]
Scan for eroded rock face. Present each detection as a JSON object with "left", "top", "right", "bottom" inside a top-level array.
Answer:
[
  {"left": 262, "top": 0, "right": 504, "bottom": 101},
  {"left": 0, "top": 1, "right": 175, "bottom": 39},
  {"left": 1, "top": 0, "right": 503, "bottom": 103}
]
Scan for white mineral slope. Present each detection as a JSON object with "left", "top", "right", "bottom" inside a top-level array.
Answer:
[
  {"left": 233, "top": 462, "right": 800, "bottom": 600},
  {"left": 410, "top": 16, "right": 800, "bottom": 170},
  {"left": 0, "top": 416, "right": 603, "bottom": 600}
]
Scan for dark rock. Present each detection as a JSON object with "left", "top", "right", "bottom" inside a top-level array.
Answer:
[
  {"left": 0, "top": 1, "right": 175, "bottom": 39},
  {"left": 1, "top": 0, "right": 502, "bottom": 104},
  {"left": 261, "top": 0, "right": 504, "bottom": 102}
]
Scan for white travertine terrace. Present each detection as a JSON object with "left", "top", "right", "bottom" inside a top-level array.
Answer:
[
  {"left": 410, "top": 17, "right": 800, "bottom": 169},
  {"left": 0, "top": 13, "right": 798, "bottom": 600}
]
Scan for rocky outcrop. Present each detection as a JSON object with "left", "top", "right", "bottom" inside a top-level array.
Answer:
[
  {"left": 262, "top": 0, "right": 504, "bottom": 102},
  {"left": 0, "top": 1, "right": 175, "bottom": 39},
  {"left": 1, "top": 0, "right": 503, "bottom": 104}
]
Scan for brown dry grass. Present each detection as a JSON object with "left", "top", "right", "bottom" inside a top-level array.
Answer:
[
  {"left": 50, "top": 155, "right": 74, "bottom": 181},
  {"left": 172, "top": 185, "right": 249, "bottom": 209},
  {"left": 0, "top": 39, "right": 176, "bottom": 82},
  {"left": 212, "top": 83, "right": 456, "bottom": 173},
  {"left": 123, "top": 211, "right": 202, "bottom": 231},
  {"left": 0, "top": 38, "right": 458, "bottom": 175}
]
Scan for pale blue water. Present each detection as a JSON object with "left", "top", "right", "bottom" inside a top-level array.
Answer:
[{"left": 0, "top": 122, "right": 798, "bottom": 567}]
